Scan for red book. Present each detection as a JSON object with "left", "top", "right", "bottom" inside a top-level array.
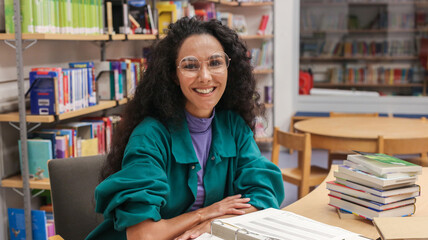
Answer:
[{"left": 257, "top": 15, "right": 269, "bottom": 35}]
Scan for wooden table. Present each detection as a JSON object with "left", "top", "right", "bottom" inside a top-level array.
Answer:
[
  {"left": 294, "top": 117, "right": 428, "bottom": 153},
  {"left": 283, "top": 166, "right": 428, "bottom": 239}
]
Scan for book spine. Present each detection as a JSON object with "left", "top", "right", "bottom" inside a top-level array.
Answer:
[
  {"left": 4, "top": 0, "right": 14, "bottom": 34},
  {"left": 21, "top": 0, "right": 34, "bottom": 33}
]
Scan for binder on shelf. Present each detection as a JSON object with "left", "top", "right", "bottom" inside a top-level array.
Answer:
[{"left": 29, "top": 71, "right": 60, "bottom": 115}]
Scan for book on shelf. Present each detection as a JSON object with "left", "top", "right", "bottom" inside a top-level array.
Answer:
[
  {"left": 326, "top": 181, "right": 420, "bottom": 204},
  {"left": 156, "top": 1, "right": 177, "bottom": 34},
  {"left": 232, "top": 14, "right": 247, "bottom": 35},
  {"left": 328, "top": 195, "right": 415, "bottom": 220},
  {"left": 128, "top": 1, "right": 157, "bottom": 34},
  {"left": 69, "top": 61, "right": 97, "bottom": 106},
  {"left": 29, "top": 71, "right": 60, "bottom": 115},
  {"left": 18, "top": 139, "right": 53, "bottom": 180},
  {"left": 328, "top": 190, "right": 416, "bottom": 211},
  {"left": 347, "top": 153, "right": 423, "bottom": 176},
  {"left": 373, "top": 217, "right": 428, "bottom": 240},
  {"left": 195, "top": 208, "right": 367, "bottom": 240},
  {"left": 8, "top": 208, "right": 53, "bottom": 240},
  {"left": 28, "top": 131, "right": 57, "bottom": 159}
]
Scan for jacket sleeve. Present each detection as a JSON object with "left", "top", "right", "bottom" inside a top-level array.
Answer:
[
  {"left": 94, "top": 123, "right": 170, "bottom": 231},
  {"left": 232, "top": 114, "right": 285, "bottom": 210}
]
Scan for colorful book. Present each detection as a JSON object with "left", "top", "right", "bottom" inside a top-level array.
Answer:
[
  {"left": 348, "top": 153, "right": 422, "bottom": 175},
  {"left": 18, "top": 139, "right": 53, "bottom": 179},
  {"left": 28, "top": 131, "right": 57, "bottom": 159},
  {"left": 334, "top": 178, "right": 420, "bottom": 197},
  {"left": 327, "top": 181, "right": 420, "bottom": 204},
  {"left": 328, "top": 195, "right": 415, "bottom": 220},
  {"left": 8, "top": 208, "right": 48, "bottom": 240},
  {"left": 337, "top": 165, "right": 417, "bottom": 188},
  {"left": 55, "top": 135, "right": 67, "bottom": 158},
  {"left": 328, "top": 191, "right": 416, "bottom": 211}
]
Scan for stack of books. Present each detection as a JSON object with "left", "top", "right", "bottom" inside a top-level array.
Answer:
[{"left": 327, "top": 153, "right": 422, "bottom": 220}]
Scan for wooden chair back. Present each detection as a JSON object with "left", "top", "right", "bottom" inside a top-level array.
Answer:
[
  {"left": 272, "top": 127, "right": 328, "bottom": 198},
  {"left": 378, "top": 136, "right": 428, "bottom": 166},
  {"left": 330, "top": 112, "right": 379, "bottom": 118}
]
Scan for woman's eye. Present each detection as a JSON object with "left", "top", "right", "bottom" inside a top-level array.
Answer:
[
  {"left": 183, "top": 63, "right": 199, "bottom": 70},
  {"left": 209, "top": 60, "right": 223, "bottom": 67}
]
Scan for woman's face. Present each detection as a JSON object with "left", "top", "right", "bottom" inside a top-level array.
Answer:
[{"left": 176, "top": 34, "right": 228, "bottom": 118}]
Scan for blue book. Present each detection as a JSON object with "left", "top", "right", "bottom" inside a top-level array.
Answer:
[
  {"left": 69, "top": 61, "right": 96, "bottom": 106},
  {"left": 18, "top": 139, "right": 53, "bottom": 179},
  {"left": 8, "top": 208, "right": 48, "bottom": 240},
  {"left": 29, "top": 71, "right": 59, "bottom": 115},
  {"left": 28, "top": 131, "right": 57, "bottom": 159}
]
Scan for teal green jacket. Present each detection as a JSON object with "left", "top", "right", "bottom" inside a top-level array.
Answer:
[{"left": 86, "top": 110, "right": 284, "bottom": 239}]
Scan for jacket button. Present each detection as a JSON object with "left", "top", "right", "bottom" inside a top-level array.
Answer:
[
  {"left": 191, "top": 165, "right": 195, "bottom": 169},
  {"left": 211, "top": 156, "right": 215, "bottom": 160}
]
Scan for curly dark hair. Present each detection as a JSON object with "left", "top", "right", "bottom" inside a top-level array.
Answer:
[{"left": 100, "top": 17, "right": 264, "bottom": 180}]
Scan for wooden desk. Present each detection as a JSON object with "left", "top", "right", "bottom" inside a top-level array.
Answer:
[
  {"left": 283, "top": 166, "right": 428, "bottom": 239},
  {"left": 294, "top": 117, "right": 428, "bottom": 153}
]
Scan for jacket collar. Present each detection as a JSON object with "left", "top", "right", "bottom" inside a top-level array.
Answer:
[{"left": 168, "top": 111, "right": 237, "bottom": 164}]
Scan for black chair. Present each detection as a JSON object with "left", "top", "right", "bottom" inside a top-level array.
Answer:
[{"left": 48, "top": 155, "right": 105, "bottom": 240}]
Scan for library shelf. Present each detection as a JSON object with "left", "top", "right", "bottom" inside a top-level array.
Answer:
[
  {"left": 127, "top": 34, "right": 157, "bottom": 40},
  {"left": 0, "top": 33, "right": 14, "bottom": 40},
  {"left": 110, "top": 34, "right": 157, "bottom": 41},
  {"left": 0, "top": 100, "right": 117, "bottom": 123},
  {"left": 240, "top": 34, "right": 273, "bottom": 40},
  {"left": 0, "top": 111, "right": 55, "bottom": 123},
  {"left": 253, "top": 69, "right": 273, "bottom": 74},
  {"left": 1, "top": 175, "right": 50, "bottom": 190},
  {"left": 300, "top": 56, "right": 419, "bottom": 61},
  {"left": 313, "top": 83, "right": 425, "bottom": 88},
  {"left": 301, "top": 29, "right": 420, "bottom": 34},
  {"left": 301, "top": 1, "right": 417, "bottom": 7},
  {"left": 255, "top": 137, "right": 273, "bottom": 143},
  {"left": 57, "top": 100, "right": 117, "bottom": 120},
  {"left": 21, "top": 33, "right": 109, "bottom": 41},
  {"left": 117, "top": 98, "right": 129, "bottom": 105}
]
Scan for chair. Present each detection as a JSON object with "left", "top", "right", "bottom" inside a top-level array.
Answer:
[
  {"left": 271, "top": 127, "right": 329, "bottom": 199},
  {"left": 327, "top": 112, "right": 380, "bottom": 168},
  {"left": 48, "top": 155, "right": 105, "bottom": 240},
  {"left": 378, "top": 136, "right": 428, "bottom": 167}
]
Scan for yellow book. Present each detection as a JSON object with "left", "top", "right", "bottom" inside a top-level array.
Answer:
[
  {"left": 81, "top": 138, "right": 98, "bottom": 156},
  {"left": 156, "top": 2, "right": 177, "bottom": 34}
]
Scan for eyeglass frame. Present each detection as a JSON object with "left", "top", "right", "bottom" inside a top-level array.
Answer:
[{"left": 176, "top": 52, "right": 231, "bottom": 77}]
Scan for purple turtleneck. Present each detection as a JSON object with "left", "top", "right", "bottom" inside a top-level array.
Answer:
[{"left": 185, "top": 109, "right": 214, "bottom": 211}]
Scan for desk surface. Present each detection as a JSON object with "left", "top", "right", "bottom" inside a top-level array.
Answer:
[
  {"left": 294, "top": 117, "right": 428, "bottom": 139},
  {"left": 283, "top": 165, "right": 428, "bottom": 239}
]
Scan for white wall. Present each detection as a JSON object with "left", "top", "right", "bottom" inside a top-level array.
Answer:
[{"left": 274, "top": 0, "right": 298, "bottom": 130}]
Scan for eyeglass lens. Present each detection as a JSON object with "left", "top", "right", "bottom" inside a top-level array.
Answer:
[{"left": 179, "top": 52, "right": 230, "bottom": 76}]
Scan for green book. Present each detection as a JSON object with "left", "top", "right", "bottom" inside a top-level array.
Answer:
[
  {"left": 71, "top": 0, "right": 79, "bottom": 33},
  {"left": 53, "top": 0, "right": 60, "bottom": 33},
  {"left": 98, "top": 0, "right": 103, "bottom": 34},
  {"left": 4, "top": 0, "right": 14, "bottom": 33},
  {"left": 64, "top": 0, "right": 73, "bottom": 33},
  {"left": 58, "top": 0, "right": 65, "bottom": 33},
  {"left": 42, "top": 0, "right": 50, "bottom": 33},
  {"left": 4, "top": 0, "right": 34, "bottom": 33},
  {"left": 32, "top": 0, "right": 43, "bottom": 33}
]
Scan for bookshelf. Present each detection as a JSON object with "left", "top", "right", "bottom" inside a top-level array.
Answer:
[
  {"left": 207, "top": 0, "right": 275, "bottom": 142},
  {"left": 300, "top": 0, "right": 428, "bottom": 96}
]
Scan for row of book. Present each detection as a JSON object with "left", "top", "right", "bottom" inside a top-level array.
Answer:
[
  {"left": 19, "top": 116, "right": 121, "bottom": 180},
  {"left": 327, "top": 153, "right": 422, "bottom": 220},
  {"left": 4, "top": 0, "right": 104, "bottom": 34},
  {"left": 250, "top": 41, "right": 273, "bottom": 70},
  {"left": 8, "top": 208, "right": 55, "bottom": 240},
  {"left": 301, "top": 11, "right": 419, "bottom": 31},
  {"left": 30, "top": 63, "right": 97, "bottom": 115},
  {"left": 29, "top": 56, "right": 147, "bottom": 115},
  {"left": 327, "top": 66, "right": 422, "bottom": 84},
  {"left": 301, "top": 39, "right": 416, "bottom": 57}
]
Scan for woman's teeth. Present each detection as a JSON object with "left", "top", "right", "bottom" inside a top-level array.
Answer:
[{"left": 194, "top": 88, "right": 214, "bottom": 94}]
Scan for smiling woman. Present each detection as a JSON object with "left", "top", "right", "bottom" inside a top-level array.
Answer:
[{"left": 85, "top": 17, "right": 285, "bottom": 240}]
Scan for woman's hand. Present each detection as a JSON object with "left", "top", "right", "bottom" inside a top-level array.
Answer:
[
  {"left": 174, "top": 220, "right": 211, "bottom": 240},
  {"left": 197, "top": 194, "right": 251, "bottom": 222}
]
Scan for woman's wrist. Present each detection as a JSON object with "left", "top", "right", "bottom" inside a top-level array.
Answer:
[{"left": 195, "top": 207, "right": 207, "bottom": 223}]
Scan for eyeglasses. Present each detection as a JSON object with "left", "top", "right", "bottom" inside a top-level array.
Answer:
[{"left": 177, "top": 52, "right": 231, "bottom": 77}]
